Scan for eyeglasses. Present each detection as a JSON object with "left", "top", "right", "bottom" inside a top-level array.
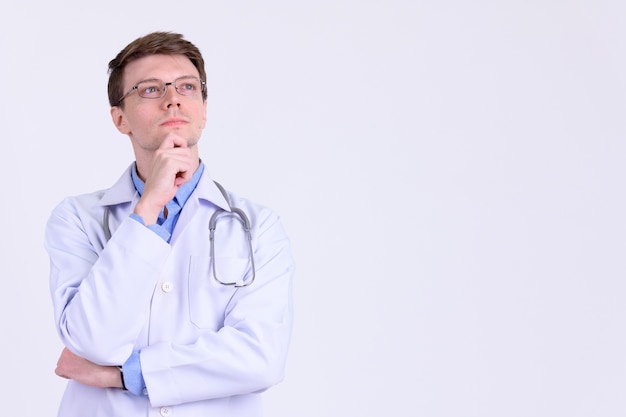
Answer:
[{"left": 117, "top": 76, "right": 206, "bottom": 104}]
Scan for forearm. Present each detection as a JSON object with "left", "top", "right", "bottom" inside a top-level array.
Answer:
[
  {"left": 47, "top": 212, "right": 170, "bottom": 364},
  {"left": 142, "top": 318, "right": 292, "bottom": 406},
  {"left": 142, "top": 251, "right": 294, "bottom": 406}
]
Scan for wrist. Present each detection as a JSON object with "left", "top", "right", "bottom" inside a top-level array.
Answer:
[
  {"left": 133, "top": 199, "right": 162, "bottom": 226},
  {"left": 118, "top": 366, "right": 128, "bottom": 391}
]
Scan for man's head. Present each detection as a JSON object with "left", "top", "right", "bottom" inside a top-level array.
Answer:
[
  {"left": 108, "top": 32, "right": 207, "bottom": 108},
  {"left": 108, "top": 32, "right": 208, "bottom": 165}
]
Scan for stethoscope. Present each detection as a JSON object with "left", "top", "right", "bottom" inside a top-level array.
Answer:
[{"left": 102, "top": 181, "right": 256, "bottom": 287}]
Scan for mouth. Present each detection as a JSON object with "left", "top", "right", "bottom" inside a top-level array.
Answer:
[{"left": 160, "top": 118, "right": 188, "bottom": 127}]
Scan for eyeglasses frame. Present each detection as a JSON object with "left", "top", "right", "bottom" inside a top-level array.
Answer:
[{"left": 117, "top": 76, "right": 206, "bottom": 105}]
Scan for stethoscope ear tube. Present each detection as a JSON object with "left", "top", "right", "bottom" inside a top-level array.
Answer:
[{"left": 103, "top": 206, "right": 112, "bottom": 241}]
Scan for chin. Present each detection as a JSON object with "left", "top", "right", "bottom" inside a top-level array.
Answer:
[{"left": 186, "top": 137, "right": 200, "bottom": 147}]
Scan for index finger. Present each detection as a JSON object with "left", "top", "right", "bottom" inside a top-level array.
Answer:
[{"left": 160, "top": 133, "right": 188, "bottom": 150}]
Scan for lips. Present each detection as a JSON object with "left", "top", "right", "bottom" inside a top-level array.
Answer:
[{"left": 160, "top": 118, "right": 188, "bottom": 127}]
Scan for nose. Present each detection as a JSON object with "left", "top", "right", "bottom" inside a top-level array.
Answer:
[{"left": 163, "top": 84, "right": 181, "bottom": 108}]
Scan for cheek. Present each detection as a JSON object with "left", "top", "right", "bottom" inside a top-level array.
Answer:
[
  {"left": 193, "top": 108, "right": 207, "bottom": 130},
  {"left": 200, "top": 101, "right": 207, "bottom": 128},
  {"left": 194, "top": 120, "right": 205, "bottom": 136},
  {"left": 127, "top": 109, "right": 155, "bottom": 131}
]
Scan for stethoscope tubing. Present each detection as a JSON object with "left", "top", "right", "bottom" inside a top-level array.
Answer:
[{"left": 102, "top": 181, "right": 256, "bottom": 287}]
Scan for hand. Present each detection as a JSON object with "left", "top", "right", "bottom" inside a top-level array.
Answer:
[
  {"left": 134, "top": 133, "right": 196, "bottom": 225},
  {"left": 55, "top": 348, "right": 123, "bottom": 389}
]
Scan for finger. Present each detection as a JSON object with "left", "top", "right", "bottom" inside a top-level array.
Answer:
[
  {"left": 171, "top": 135, "right": 188, "bottom": 148},
  {"left": 160, "top": 133, "right": 188, "bottom": 150},
  {"left": 174, "top": 168, "right": 193, "bottom": 187},
  {"left": 55, "top": 367, "right": 69, "bottom": 379}
]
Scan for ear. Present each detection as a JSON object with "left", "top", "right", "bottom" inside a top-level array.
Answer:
[{"left": 110, "top": 106, "right": 131, "bottom": 135}]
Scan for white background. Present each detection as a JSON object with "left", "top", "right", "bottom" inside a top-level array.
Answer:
[{"left": 1, "top": 1, "right": 625, "bottom": 415}]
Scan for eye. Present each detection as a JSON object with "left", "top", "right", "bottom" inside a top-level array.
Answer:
[
  {"left": 137, "top": 81, "right": 163, "bottom": 97},
  {"left": 181, "top": 83, "right": 195, "bottom": 91},
  {"left": 175, "top": 77, "right": 203, "bottom": 95}
]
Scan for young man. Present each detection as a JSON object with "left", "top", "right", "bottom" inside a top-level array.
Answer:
[{"left": 45, "top": 32, "right": 294, "bottom": 416}]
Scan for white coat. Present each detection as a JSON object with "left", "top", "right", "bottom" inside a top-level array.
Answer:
[{"left": 45, "top": 164, "right": 294, "bottom": 417}]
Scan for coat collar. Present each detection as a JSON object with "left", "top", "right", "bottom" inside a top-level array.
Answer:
[{"left": 97, "top": 163, "right": 232, "bottom": 212}]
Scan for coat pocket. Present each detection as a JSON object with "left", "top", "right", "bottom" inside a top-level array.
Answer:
[{"left": 187, "top": 255, "right": 250, "bottom": 329}]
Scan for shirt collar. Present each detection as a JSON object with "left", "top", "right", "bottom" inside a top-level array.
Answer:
[{"left": 98, "top": 161, "right": 231, "bottom": 212}]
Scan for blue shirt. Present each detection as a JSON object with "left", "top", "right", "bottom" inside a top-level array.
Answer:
[
  {"left": 129, "top": 162, "right": 205, "bottom": 243},
  {"left": 123, "top": 161, "right": 205, "bottom": 395}
]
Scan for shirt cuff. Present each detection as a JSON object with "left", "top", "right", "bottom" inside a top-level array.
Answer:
[
  {"left": 122, "top": 350, "right": 148, "bottom": 397},
  {"left": 129, "top": 213, "right": 171, "bottom": 242}
]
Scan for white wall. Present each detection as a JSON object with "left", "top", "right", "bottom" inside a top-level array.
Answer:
[{"left": 1, "top": 1, "right": 625, "bottom": 415}]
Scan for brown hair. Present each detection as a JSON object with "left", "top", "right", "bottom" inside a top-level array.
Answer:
[{"left": 107, "top": 31, "right": 207, "bottom": 107}]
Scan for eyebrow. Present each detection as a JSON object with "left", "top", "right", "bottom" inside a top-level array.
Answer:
[{"left": 132, "top": 75, "right": 200, "bottom": 86}]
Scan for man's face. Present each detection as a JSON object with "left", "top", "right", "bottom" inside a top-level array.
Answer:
[{"left": 111, "top": 54, "right": 207, "bottom": 153}]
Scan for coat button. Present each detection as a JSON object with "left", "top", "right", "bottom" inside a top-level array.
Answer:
[{"left": 161, "top": 282, "right": 174, "bottom": 293}]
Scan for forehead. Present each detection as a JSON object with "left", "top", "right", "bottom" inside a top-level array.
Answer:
[{"left": 123, "top": 54, "right": 199, "bottom": 86}]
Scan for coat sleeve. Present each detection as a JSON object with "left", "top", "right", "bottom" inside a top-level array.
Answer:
[
  {"left": 45, "top": 197, "right": 171, "bottom": 365},
  {"left": 140, "top": 208, "right": 295, "bottom": 407}
]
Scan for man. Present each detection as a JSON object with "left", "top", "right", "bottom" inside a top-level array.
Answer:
[{"left": 45, "top": 31, "right": 294, "bottom": 416}]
